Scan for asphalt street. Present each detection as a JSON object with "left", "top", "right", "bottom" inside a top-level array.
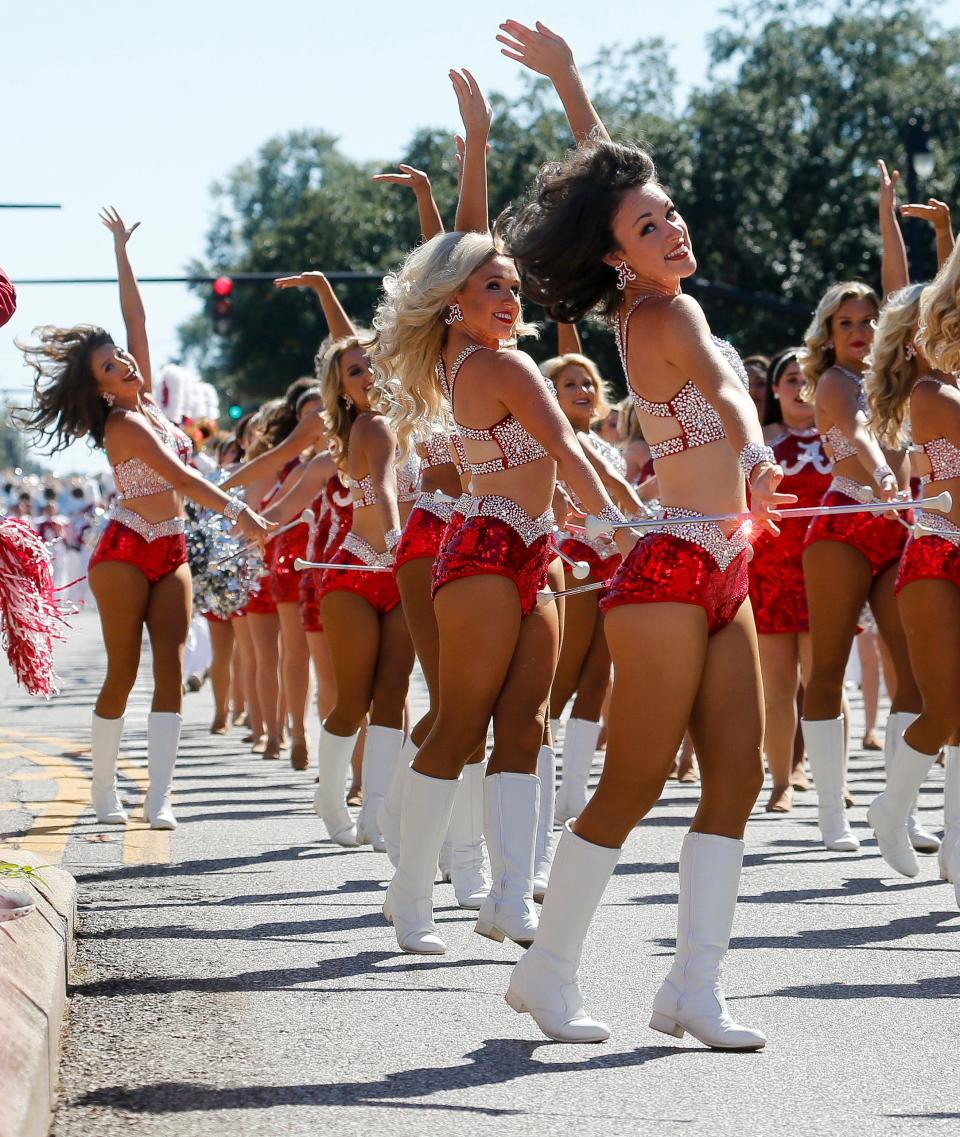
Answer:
[{"left": 1, "top": 610, "right": 957, "bottom": 1137}]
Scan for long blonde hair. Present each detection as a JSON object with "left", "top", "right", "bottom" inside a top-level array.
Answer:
[
  {"left": 370, "top": 231, "right": 537, "bottom": 459},
  {"left": 918, "top": 240, "right": 960, "bottom": 373},
  {"left": 864, "top": 284, "right": 925, "bottom": 447},
  {"left": 540, "top": 353, "right": 612, "bottom": 422},
  {"left": 315, "top": 332, "right": 370, "bottom": 471},
  {"left": 800, "top": 280, "right": 879, "bottom": 397}
]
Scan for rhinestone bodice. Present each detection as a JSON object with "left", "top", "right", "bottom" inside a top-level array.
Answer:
[
  {"left": 615, "top": 296, "right": 748, "bottom": 463},
  {"left": 111, "top": 400, "right": 193, "bottom": 500},
  {"left": 396, "top": 452, "right": 422, "bottom": 503},
  {"left": 437, "top": 344, "right": 549, "bottom": 476},
  {"left": 419, "top": 431, "right": 455, "bottom": 470},
  {"left": 821, "top": 367, "right": 868, "bottom": 463},
  {"left": 912, "top": 377, "right": 960, "bottom": 484},
  {"left": 349, "top": 473, "right": 378, "bottom": 508}
]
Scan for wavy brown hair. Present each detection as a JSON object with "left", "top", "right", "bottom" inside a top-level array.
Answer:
[
  {"left": 14, "top": 325, "right": 116, "bottom": 453},
  {"left": 504, "top": 140, "right": 658, "bottom": 323}
]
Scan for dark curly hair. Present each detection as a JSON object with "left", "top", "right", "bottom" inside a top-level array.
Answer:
[
  {"left": 14, "top": 325, "right": 116, "bottom": 453},
  {"left": 503, "top": 140, "right": 657, "bottom": 324}
]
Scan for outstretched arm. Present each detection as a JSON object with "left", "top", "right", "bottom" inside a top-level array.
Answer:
[
  {"left": 557, "top": 321, "right": 582, "bottom": 356},
  {"left": 451, "top": 68, "right": 492, "bottom": 233},
  {"left": 221, "top": 409, "right": 327, "bottom": 490},
  {"left": 901, "top": 198, "right": 955, "bottom": 268},
  {"left": 877, "top": 161, "right": 909, "bottom": 297},
  {"left": 497, "top": 20, "right": 608, "bottom": 145},
  {"left": 100, "top": 207, "right": 151, "bottom": 391},
  {"left": 371, "top": 164, "right": 444, "bottom": 241},
  {"left": 273, "top": 271, "right": 356, "bottom": 340}
]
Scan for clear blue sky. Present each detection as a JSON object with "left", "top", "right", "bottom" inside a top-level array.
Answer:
[{"left": 3, "top": 0, "right": 958, "bottom": 475}]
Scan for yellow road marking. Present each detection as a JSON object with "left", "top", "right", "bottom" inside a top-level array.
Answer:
[{"left": 0, "top": 730, "right": 169, "bottom": 865}]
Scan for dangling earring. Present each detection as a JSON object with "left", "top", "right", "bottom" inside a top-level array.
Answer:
[
  {"left": 905, "top": 342, "right": 917, "bottom": 360},
  {"left": 101, "top": 391, "right": 116, "bottom": 407},
  {"left": 615, "top": 260, "right": 636, "bottom": 290},
  {"left": 824, "top": 339, "right": 834, "bottom": 351},
  {"left": 444, "top": 302, "right": 463, "bottom": 326},
  {"left": 342, "top": 393, "right": 354, "bottom": 409}
]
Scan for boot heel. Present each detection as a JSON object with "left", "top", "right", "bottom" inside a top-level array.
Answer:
[
  {"left": 474, "top": 917, "right": 505, "bottom": 942},
  {"left": 504, "top": 988, "right": 528, "bottom": 1014},
  {"left": 649, "top": 1012, "right": 684, "bottom": 1038}
]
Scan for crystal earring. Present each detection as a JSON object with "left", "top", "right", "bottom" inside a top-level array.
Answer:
[
  {"left": 342, "top": 394, "right": 354, "bottom": 409},
  {"left": 824, "top": 339, "right": 834, "bottom": 351},
  {"left": 101, "top": 391, "right": 116, "bottom": 407},
  {"left": 615, "top": 261, "right": 636, "bottom": 290},
  {"left": 444, "top": 302, "right": 463, "bottom": 326},
  {"left": 905, "top": 342, "right": 917, "bottom": 360}
]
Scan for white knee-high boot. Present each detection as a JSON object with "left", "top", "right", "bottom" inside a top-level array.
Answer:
[
  {"left": 506, "top": 821, "right": 619, "bottom": 1042},
  {"left": 475, "top": 772, "right": 540, "bottom": 947},
  {"left": 143, "top": 712, "right": 181, "bottom": 831},
  {"left": 446, "top": 761, "right": 490, "bottom": 909},
  {"left": 649, "top": 832, "right": 766, "bottom": 1050},
  {"left": 940, "top": 745, "right": 960, "bottom": 882},
  {"left": 868, "top": 731, "right": 938, "bottom": 877},
  {"left": 90, "top": 712, "right": 127, "bottom": 824},
  {"left": 884, "top": 712, "right": 941, "bottom": 854},
  {"left": 533, "top": 743, "right": 556, "bottom": 902},
  {"left": 356, "top": 725, "right": 404, "bottom": 851},
  {"left": 383, "top": 768, "right": 459, "bottom": 953},
  {"left": 379, "top": 734, "right": 416, "bottom": 868},
  {"left": 555, "top": 717, "right": 600, "bottom": 824},
  {"left": 801, "top": 716, "right": 859, "bottom": 851},
  {"left": 314, "top": 725, "right": 359, "bottom": 846}
]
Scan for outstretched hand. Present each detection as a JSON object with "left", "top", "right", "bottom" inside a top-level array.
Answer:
[
  {"left": 449, "top": 68, "right": 492, "bottom": 138},
  {"left": 99, "top": 206, "right": 140, "bottom": 247},
  {"left": 877, "top": 160, "right": 900, "bottom": 212},
  {"left": 497, "top": 19, "right": 574, "bottom": 80},
  {"left": 371, "top": 164, "right": 432, "bottom": 195},
  {"left": 900, "top": 198, "right": 952, "bottom": 231},
  {"left": 749, "top": 464, "right": 796, "bottom": 538},
  {"left": 274, "top": 272, "right": 328, "bottom": 291}
]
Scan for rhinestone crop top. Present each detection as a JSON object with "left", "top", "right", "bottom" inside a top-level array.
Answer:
[
  {"left": 913, "top": 377, "right": 960, "bottom": 483},
  {"left": 436, "top": 344, "right": 549, "bottom": 476},
  {"left": 419, "top": 430, "right": 455, "bottom": 470},
  {"left": 349, "top": 452, "right": 421, "bottom": 507},
  {"left": 111, "top": 401, "right": 192, "bottom": 500},
  {"left": 615, "top": 295, "right": 749, "bottom": 463},
  {"left": 819, "top": 366, "right": 869, "bottom": 463}
]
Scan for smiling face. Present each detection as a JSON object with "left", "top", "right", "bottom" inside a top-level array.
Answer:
[
  {"left": 774, "top": 359, "right": 815, "bottom": 430},
  {"left": 338, "top": 345, "right": 373, "bottom": 411},
  {"left": 830, "top": 296, "right": 877, "bottom": 367},
  {"left": 454, "top": 254, "right": 522, "bottom": 346},
  {"left": 555, "top": 363, "right": 599, "bottom": 428},
  {"left": 606, "top": 183, "right": 696, "bottom": 290},
  {"left": 90, "top": 341, "right": 143, "bottom": 403}
]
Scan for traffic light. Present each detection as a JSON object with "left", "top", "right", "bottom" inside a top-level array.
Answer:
[
  {"left": 228, "top": 403, "right": 244, "bottom": 420},
  {"left": 211, "top": 275, "right": 233, "bottom": 335}
]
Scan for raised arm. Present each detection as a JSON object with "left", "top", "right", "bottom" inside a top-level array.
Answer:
[
  {"left": 273, "top": 271, "right": 357, "bottom": 340},
  {"left": 99, "top": 207, "right": 152, "bottom": 391},
  {"left": 497, "top": 20, "right": 608, "bottom": 145},
  {"left": 221, "top": 409, "right": 327, "bottom": 490},
  {"left": 901, "top": 198, "right": 955, "bottom": 268},
  {"left": 451, "top": 69, "right": 492, "bottom": 233},
  {"left": 877, "top": 161, "right": 909, "bottom": 297},
  {"left": 371, "top": 164, "right": 444, "bottom": 242},
  {"left": 556, "top": 321, "right": 582, "bottom": 356}
]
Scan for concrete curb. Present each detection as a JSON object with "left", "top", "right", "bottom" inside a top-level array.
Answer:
[{"left": 0, "top": 851, "right": 77, "bottom": 1137}]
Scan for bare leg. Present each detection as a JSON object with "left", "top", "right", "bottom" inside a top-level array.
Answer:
[
  {"left": 232, "top": 615, "right": 262, "bottom": 740},
  {"left": 277, "top": 601, "right": 311, "bottom": 745},
  {"left": 869, "top": 564, "right": 921, "bottom": 715},
  {"left": 207, "top": 619, "right": 235, "bottom": 733},
  {"left": 396, "top": 556, "right": 440, "bottom": 746},
  {"left": 758, "top": 632, "right": 800, "bottom": 811},
  {"left": 368, "top": 605, "right": 416, "bottom": 730},
  {"left": 247, "top": 612, "right": 282, "bottom": 757},
  {"left": 145, "top": 565, "right": 192, "bottom": 714},
  {"left": 306, "top": 629, "right": 336, "bottom": 721},
  {"left": 89, "top": 562, "right": 150, "bottom": 718},
  {"left": 857, "top": 632, "right": 882, "bottom": 747},
  {"left": 549, "top": 587, "right": 596, "bottom": 719},
  {"left": 897, "top": 580, "right": 960, "bottom": 755}
]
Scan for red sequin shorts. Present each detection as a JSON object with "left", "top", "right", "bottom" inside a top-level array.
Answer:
[
  {"left": 804, "top": 478, "right": 908, "bottom": 578},
  {"left": 394, "top": 495, "right": 457, "bottom": 571},
  {"left": 271, "top": 525, "right": 309, "bottom": 604},
  {"left": 749, "top": 516, "right": 810, "bottom": 635},
  {"left": 601, "top": 510, "right": 750, "bottom": 636},
  {"left": 557, "top": 535, "right": 621, "bottom": 583},
  {"left": 432, "top": 495, "right": 554, "bottom": 617},
  {"left": 318, "top": 534, "right": 401, "bottom": 616},
  {"left": 895, "top": 513, "right": 960, "bottom": 596},
  {"left": 89, "top": 509, "right": 187, "bottom": 585}
]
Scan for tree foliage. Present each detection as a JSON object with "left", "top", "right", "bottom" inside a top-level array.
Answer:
[{"left": 182, "top": 0, "right": 960, "bottom": 407}]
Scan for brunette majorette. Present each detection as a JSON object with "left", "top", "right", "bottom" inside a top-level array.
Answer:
[
  {"left": 493, "top": 19, "right": 794, "bottom": 1048},
  {"left": 17, "top": 209, "right": 272, "bottom": 828}
]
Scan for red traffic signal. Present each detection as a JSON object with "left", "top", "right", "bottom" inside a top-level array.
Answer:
[{"left": 213, "top": 275, "right": 234, "bottom": 297}]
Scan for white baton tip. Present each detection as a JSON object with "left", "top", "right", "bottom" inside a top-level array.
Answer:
[
  {"left": 294, "top": 558, "right": 307, "bottom": 571},
  {"left": 302, "top": 508, "right": 314, "bottom": 524},
  {"left": 927, "top": 490, "right": 953, "bottom": 513},
  {"left": 572, "top": 561, "right": 591, "bottom": 580}
]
